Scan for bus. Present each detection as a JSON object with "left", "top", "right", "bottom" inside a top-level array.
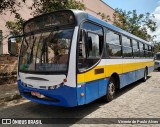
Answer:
[
  {"left": 18, "top": 10, "right": 154, "bottom": 107},
  {"left": 154, "top": 52, "right": 160, "bottom": 71}
]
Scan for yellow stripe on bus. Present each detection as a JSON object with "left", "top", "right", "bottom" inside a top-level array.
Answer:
[{"left": 77, "top": 61, "right": 154, "bottom": 84}]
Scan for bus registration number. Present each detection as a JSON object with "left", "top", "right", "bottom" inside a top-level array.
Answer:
[{"left": 31, "top": 91, "right": 43, "bottom": 98}]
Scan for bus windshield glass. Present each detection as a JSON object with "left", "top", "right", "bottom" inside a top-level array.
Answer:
[{"left": 19, "top": 28, "right": 73, "bottom": 73}]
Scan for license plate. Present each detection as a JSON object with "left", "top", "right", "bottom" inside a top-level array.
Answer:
[{"left": 31, "top": 91, "right": 43, "bottom": 98}]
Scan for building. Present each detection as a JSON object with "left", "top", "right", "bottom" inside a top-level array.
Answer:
[
  {"left": 0, "top": 30, "right": 2, "bottom": 54},
  {"left": 77, "top": 0, "right": 114, "bottom": 23},
  {"left": 0, "top": 0, "right": 114, "bottom": 54}
]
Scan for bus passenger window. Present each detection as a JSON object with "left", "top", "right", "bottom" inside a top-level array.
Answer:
[
  {"left": 106, "top": 30, "right": 121, "bottom": 57},
  {"left": 139, "top": 42, "right": 145, "bottom": 57},
  {"left": 123, "top": 47, "right": 133, "bottom": 57},
  {"left": 132, "top": 40, "right": 139, "bottom": 57},
  {"left": 122, "top": 36, "right": 133, "bottom": 58},
  {"left": 107, "top": 44, "right": 121, "bottom": 57}
]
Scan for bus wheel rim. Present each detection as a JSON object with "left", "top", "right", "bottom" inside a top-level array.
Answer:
[{"left": 108, "top": 81, "right": 115, "bottom": 96}]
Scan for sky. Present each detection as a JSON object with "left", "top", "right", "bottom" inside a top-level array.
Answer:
[{"left": 103, "top": 0, "right": 160, "bottom": 42}]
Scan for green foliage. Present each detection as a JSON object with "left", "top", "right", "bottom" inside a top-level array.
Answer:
[
  {"left": 5, "top": 19, "right": 24, "bottom": 36},
  {"left": 29, "top": 0, "right": 85, "bottom": 16},
  {"left": 0, "top": 0, "right": 21, "bottom": 14},
  {"left": 152, "top": 40, "right": 160, "bottom": 53},
  {"left": 0, "top": 0, "right": 25, "bottom": 36},
  {"left": 97, "top": 12, "right": 111, "bottom": 22},
  {"left": 112, "top": 9, "right": 157, "bottom": 41},
  {"left": 1, "top": 0, "right": 85, "bottom": 35}
]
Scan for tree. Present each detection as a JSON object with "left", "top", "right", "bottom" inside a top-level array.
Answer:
[
  {"left": 0, "top": 0, "right": 25, "bottom": 35},
  {"left": 0, "top": 0, "right": 21, "bottom": 14},
  {"left": 0, "top": 0, "right": 85, "bottom": 35},
  {"left": 30, "top": 0, "right": 85, "bottom": 16},
  {"left": 102, "top": 8, "right": 157, "bottom": 41},
  {"left": 5, "top": 19, "right": 23, "bottom": 35},
  {"left": 154, "top": 43, "right": 160, "bottom": 53}
]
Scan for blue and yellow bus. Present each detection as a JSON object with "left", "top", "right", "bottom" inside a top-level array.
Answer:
[{"left": 18, "top": 10, "right": 154, "bottom": 107}]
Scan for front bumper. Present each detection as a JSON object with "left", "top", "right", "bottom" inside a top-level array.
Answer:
[{"left": 18, "top": 80, "right": 77, "bottom": 107}]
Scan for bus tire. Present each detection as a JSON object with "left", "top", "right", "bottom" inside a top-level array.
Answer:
[
  {"left": 142, "top": 68, "right": 148, "bottom": 82},
  {"left": 103, "top": 77, "right": 116, "bottom": 102}
]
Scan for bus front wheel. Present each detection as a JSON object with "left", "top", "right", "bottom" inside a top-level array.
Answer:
[{"left": 103, "top": 77, "right": 116, "bottom": 102}]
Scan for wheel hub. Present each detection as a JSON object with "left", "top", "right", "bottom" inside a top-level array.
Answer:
[{"left": 108, "top": 82, "right": 115, "bottom": 96}]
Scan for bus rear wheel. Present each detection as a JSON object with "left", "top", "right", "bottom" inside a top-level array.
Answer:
[{"left": 103, "top": 77, "right": 116, "bottom": 102}]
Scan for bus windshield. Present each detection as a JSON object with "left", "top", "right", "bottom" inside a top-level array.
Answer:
[{"left": 19, "top": 28, "right": 73, "bottom": 73}]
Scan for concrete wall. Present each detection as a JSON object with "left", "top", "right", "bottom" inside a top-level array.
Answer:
[
  {"left": 0, "top": 30, "right": 2, "bottom": 54},
  {"left": 0, "top": 55, "right": 18, "bottom": 84},
  {"left": 77, "top": 0, "right": 114, "bottom": 23},
  {"left": 0, "top": 55, "right": 18, "bottom": 75}
]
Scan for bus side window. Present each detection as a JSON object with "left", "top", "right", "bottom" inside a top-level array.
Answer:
[
  {"left": 105, "top": 30, "right": 122, "bottom": 57},
  {"left": 139, "top": 42, "right": 144, "bottom": 57},
  {"left": 132, "top": 40, "right": 140, "bottom": 57},
  {"left": 78, "top": 22, "right": 104, "bottom": 72},
  {"left": 122, "top": 36, "right": 133, "bottom": 58}
]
